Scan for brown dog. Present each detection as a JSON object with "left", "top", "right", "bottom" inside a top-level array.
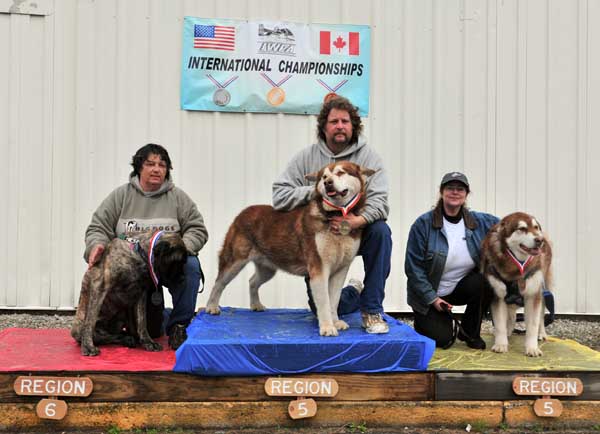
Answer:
[
  {"left": 480, "top": 212, "right": 553, "bottom": 356},
  {"left": 71, "top": 231, "right": 188, "bottom": 356},
  {"left": 205, "top": 161, "right": 375, "bottom": 336}
]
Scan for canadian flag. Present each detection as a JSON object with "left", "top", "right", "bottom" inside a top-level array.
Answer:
[{"left": 320, "top": 31, "right": 360, "bottom": 56}]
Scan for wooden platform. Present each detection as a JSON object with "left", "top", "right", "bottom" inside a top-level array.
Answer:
[{"left": 2, "top": 370, "right": 600, "bottom": 431}]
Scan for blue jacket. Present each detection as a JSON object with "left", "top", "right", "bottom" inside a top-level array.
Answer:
[{"left": 405, "top": 206, "right": 499, "bottom": 315}]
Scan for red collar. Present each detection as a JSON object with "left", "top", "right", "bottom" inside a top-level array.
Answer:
[{"left": 322, "top": 193, "right": 362, "bottom": 217}]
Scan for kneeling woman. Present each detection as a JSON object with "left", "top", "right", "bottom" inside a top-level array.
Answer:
[{"left": 405, "top": 172, "right": 498, "bottom": 349}]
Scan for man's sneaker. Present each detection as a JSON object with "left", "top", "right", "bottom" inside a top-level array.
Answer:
[
  {"left": 361, "top": 312, "right": 389, "bottom": 334},
  {"left": 168, "top": 324, "right": 187, "bottom": 350},
  {"left": 348, "top": 278, "right": 364, "bottom": 295}
]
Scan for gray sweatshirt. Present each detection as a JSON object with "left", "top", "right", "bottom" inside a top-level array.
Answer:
[
  {"left": 84, "top": 175, "right": 208, "bottom": 261},
  {"left": 272, "top": 137, "right": 389, "bottom": 224}
]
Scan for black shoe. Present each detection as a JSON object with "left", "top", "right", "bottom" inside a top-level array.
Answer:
[
  {"left": 168, "top": 324, "right": 187, "bottom": 350},
  {"left": 457, "top": 332, "right": 486, "bottom": 350}
]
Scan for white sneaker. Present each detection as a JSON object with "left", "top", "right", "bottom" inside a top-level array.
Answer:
[
  {"left": 361, "top": 312, "right": 389, "bottom": 334},
  {"left": 348, "top": 278, "right": 364, "bottom": 295}
]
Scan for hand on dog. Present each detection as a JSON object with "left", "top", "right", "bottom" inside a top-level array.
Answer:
[
  {"left": 432, "top": 297, "right": 453, "bottom": 313},
  {"left": 88, "top": 244, "right": 106, "bottom": 269},
  {"left": 329, "top": 214, "right": 366, "bottom": 234}
]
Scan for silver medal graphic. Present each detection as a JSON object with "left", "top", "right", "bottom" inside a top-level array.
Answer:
[{"left": 213, "top": 88, "right": 231, "bottom": 107}]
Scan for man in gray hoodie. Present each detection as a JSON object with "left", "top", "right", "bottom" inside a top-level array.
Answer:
[
  {"left": 84, "top": 143, "right": 208, "bottom": 349},
  {"left": 273, "top": 96, "right": 392, "bottom": 334}
]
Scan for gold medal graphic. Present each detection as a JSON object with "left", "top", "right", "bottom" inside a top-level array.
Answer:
[{"left": 261, "top": 73, "right": 292, "bottom": 107}]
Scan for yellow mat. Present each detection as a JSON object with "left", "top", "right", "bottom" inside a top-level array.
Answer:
[{"left": 428, "top": 334, "right": 600, "bottom": 371}]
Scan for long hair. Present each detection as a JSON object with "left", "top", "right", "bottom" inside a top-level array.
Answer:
[
  {"left": 316, "top": 96, "right": 363, "bottom": 145},
  {"left": 130, "top": 143, "right": 173, "bottom": 180}
]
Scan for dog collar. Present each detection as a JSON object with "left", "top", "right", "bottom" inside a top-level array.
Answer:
[
  {"left": 506, "top": 248, "right": 533, "bottom": 276},
  {"left": 322, "top": 192, "right": 362, "bottom": 217},
  {"left": 148, "top": 231, "right": 164, "bottom": 287}
]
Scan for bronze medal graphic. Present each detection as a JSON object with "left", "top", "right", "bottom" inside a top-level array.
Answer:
[{"left": 267, "top": 87, "right": 286, "bottom": 106}]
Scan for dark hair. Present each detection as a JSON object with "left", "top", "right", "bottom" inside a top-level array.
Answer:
[
  {"left": 130, "top": 143, "right": 173, "bottom": 180},
  {"left": 316, "top": 96, "right": 363, "bottom": 145}
]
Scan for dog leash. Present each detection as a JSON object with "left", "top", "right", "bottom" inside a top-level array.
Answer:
[{"left": 441, "top": 305, "right": 476, "bottom": 350}]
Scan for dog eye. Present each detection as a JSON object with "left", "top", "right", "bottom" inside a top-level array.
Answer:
[{"left": 519, "top": 228, "right": 527, "bottom": 233}]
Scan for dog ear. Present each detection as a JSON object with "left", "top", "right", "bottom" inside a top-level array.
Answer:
[
  {"left": 360, "top": 167, "right": 377, "bottom": 178},
  {"left": 305, "top": 171, "right": 319, "bottom": 182}
]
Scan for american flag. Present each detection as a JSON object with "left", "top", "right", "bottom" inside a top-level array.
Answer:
[{"left": 194, "top": 25, "right": 235, "bottom": 51}]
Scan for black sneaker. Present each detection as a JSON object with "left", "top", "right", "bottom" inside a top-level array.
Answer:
[
  {"left": 457, "top": 332, "right": 486, "bottom": 350},
  {"left": 168, "top": 324, "right": 187, "bottom": 350}
]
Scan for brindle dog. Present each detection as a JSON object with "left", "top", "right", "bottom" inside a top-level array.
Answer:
[{"left": 71, "top": 231, "right": 187, "bottom": 356}]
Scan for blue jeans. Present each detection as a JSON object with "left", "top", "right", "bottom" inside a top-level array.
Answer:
[
  {"left": 306, "top": 220, "right": 392, "bottom": 315},
  {"left": 147, "top": 255, "right": 202, "bottom": 338}
]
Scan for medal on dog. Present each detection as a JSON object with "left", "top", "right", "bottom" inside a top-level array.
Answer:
[
  {"left": 339, "top": 220, "right": 352, "bottom": 235},
  {"left": 151, "top": 290, "right": 163, "bottom": 306}
]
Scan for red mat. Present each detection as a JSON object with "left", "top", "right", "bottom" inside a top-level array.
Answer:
[{"left": 0, "top": 328, "right": 175, "bottom": 372}]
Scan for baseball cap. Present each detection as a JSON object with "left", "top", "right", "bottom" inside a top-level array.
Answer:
[{"left": 440, "top": 171, "right": 470, "bottom": 189}]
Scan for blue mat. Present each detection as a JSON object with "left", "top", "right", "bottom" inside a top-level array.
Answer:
[{"left": 173, "top": 307, "right": 435, "bottom": 376}]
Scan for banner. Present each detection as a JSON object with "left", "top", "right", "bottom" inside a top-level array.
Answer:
[{"left": 181, "top": 17, "right": 371, "bottom": 116}]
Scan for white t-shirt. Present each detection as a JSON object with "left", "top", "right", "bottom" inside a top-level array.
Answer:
[{"left": 437, "top": 217, "right": 475, "bottom": 297}]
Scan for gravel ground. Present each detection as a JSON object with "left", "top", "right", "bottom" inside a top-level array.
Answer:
[{"left": 0, "top": 312, "right": 598, "bottom": 352}]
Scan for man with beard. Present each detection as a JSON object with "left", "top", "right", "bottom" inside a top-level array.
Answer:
[{"left": 272, "top": 96, "right": 392, "bottom": 334}]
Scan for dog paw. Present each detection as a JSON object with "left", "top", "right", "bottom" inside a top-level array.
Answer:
[
  {"left": 334, "top": 320, "right": 349, "bottom": 330},
  {"left": 538, "top": 331, "right": 548, "bottom": 341},
  {"left": 251, "top": 302, "right": 266, "bottom": 312},
  {"left": 81, "top": 345, "right": 100, "bottom": 357},
  {"left": 525, "top": 346, "right": 543, "bottom": 357},
  {"left": 142, "top": 340, "right": 163, "bottom": 352},
  {"left": 123, "top": 336, "right": 137, "bottom": 348},
  {"left": 205, "top": 305, "right": 221, "bottom": 315},
  {"left": 491, "top": 343, "right": 509, "bottom": 353},
  {"left": 319, "top": 325, "right": 339, "bottom": 337}
]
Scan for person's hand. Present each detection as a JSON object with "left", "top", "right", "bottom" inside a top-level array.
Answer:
[
  {"left": 432, "top": 297, "right": 453, "bottom": 313},
  {"left": 88, "top": 244, "right": 106, "bottom": 269},
  {"left": 329, "top": 213, "right": 367, "bottom": 235}
]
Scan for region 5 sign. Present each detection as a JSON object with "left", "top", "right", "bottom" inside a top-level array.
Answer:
[
  {"left": 512, "top": 377, "right": 583, "bottom": 397},
  {"left": 264, "top": 377, "right": 339, "bottom": 397}
]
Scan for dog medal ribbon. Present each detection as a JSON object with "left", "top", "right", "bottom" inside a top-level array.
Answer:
[
  {"left": 148, "top": 231, "right": 165, "bottom": 306},
  {"left": 506, "top": 248, "right": 533, "bottom": 276},
  {"left": 261, "top": 73, "right": 292, "bottom": 106},
  {"left": 322, "top": 193, "right": 362, "bottom": 236},
  {"left": 317, "top": 79, "right": 348, "bottom": 103},
  {"left": 207, "top": 74, "right": 238, "bottom": 107}
]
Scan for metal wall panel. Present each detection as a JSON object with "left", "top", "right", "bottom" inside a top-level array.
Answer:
[{"left": 0, "top": 0, "right": 598, "bottom": 314}]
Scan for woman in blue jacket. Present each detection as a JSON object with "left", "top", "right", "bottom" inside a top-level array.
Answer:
[{"left": 405, "top": 172, "right": 498, "bottom": 349}]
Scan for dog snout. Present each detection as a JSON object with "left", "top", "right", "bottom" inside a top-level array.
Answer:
[
  {"left": 534, "top": 237, "right": 544, "bottom": 247},
  {"left": 324, "top": 178, "right": 334, "bottom": 190}
]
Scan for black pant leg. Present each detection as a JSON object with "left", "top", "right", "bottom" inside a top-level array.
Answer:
[
  {"left": 444, "top": 271, "right": 493, "bottom": 339},
  {"left": 413, "top": 307, "right": 454, "bottom": 348}
]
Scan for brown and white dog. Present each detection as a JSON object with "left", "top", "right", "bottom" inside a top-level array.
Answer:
[
  {"left": 480, "top": 212, "right": 553, "bottom": 357},
  {"left": 205, "top": 161, "right": 374, "bottom": 336},
  {"left": 71, "top": 231, "right": 188, "bottom": 356}
]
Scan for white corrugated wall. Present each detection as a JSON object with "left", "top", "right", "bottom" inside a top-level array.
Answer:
[{"left": 0, "top": 0, "right": 598, "bottom": 314}]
